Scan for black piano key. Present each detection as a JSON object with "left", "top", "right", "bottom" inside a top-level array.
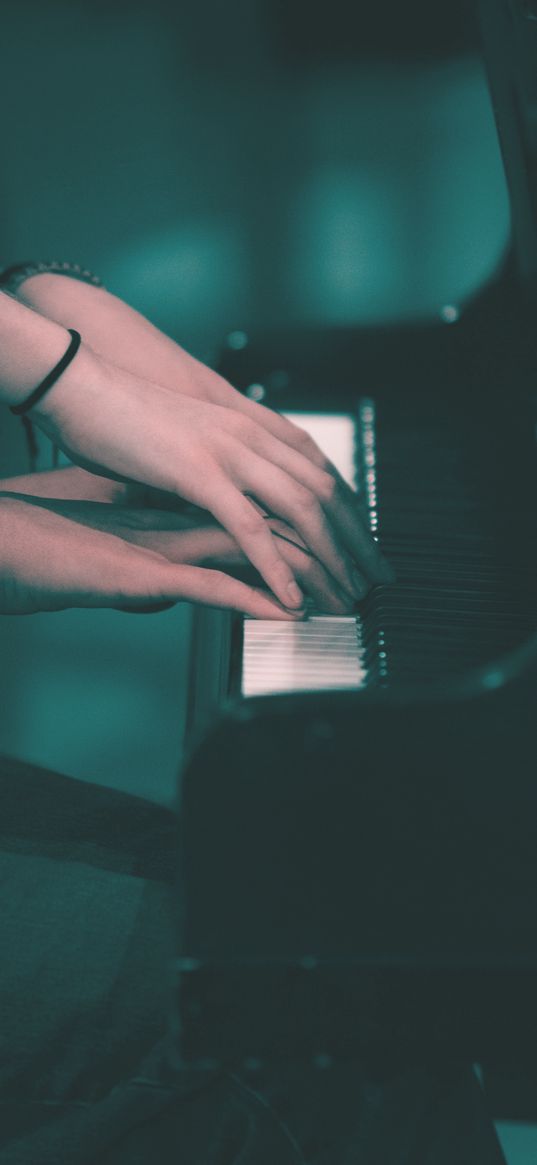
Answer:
[{"left": 355, "top": 391, "right": 536, "bottom": 687}]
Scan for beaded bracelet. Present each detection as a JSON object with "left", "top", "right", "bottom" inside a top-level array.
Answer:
[{"left": 0, "top": 259, "right": 102, "bottom": 295}]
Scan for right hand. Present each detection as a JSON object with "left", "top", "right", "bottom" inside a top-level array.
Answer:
[{"left": 32, "top": 343, "right": 393, "bottom": 612}]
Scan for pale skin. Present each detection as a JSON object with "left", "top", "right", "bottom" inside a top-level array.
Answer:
[
  {"left": 0, "top": 277, "right": 393, "bottom": 617},
  {"left": 0, "top": 467, "right": 362, "bottom": 615}
]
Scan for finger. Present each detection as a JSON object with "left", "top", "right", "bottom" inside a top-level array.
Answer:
[
  {"left": 329, "top": 490, "right": 395, "bottom": 583},
  {"left": 235, "top": 453, "right": 367, "bottom": 599},
  {"left": 265, "top": 519, "right": 356, "bottom": 614},
  {"left": 223, "top": 421, "right": 393, "bottom": 584},
  {"left": 76, "top": 527, "right": 305, "bottom": 619},
  {"left": 307, "top": 465, "right": 394, "bottom": 582},
  {"left": 116, "top": 600, "right": 178, "bottom": 614},
  {"left": 225, "top": 389, "right": 331, "bottom": 470},
  {"left": 53, "top": 522, "right": 305, "bottom": 620},
  {"left": 114, "top": 521, "right": 240, "bottom": 565},
  {"left": 117, "top": 558, "right": 305, "bottom": 620},
  {"left": 185, "top": 517, "right": 354, "bottom": 613},
  {"left": 199, "top": 368, "right": 331, "bottom": 470},
  {"left": 0, "top": 494, "right": 299, "bottom": 620},
  {"left": 180, "top": 515, "right": 356, "bottom": 615},
  {"left": 206, "top": 478, "right": 306, "bottom": 610}
]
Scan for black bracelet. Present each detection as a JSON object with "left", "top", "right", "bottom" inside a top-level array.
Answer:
[{"left": 10, "top": 328, "right": 82, "bottom": 417}]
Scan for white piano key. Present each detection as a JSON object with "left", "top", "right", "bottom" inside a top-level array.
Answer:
[
  {"left": 282, "top": 412, "right": 357, "bottom": 490},
  {"left": 240, "top": 410, "right": 370, "bottom": 698},
  {"left": 242, "top": 616, "right": 367, "bottom": 697}
]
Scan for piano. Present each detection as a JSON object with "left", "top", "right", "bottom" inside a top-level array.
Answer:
[{"left": 173, "top": 0, "right": 537, "bottom": 1078}]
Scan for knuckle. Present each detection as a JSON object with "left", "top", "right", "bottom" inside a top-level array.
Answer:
[
  {"left": 292, "top": 483, "right": 316, "bottom": 511},
  {"left": 221, "top": 409, "right": 242, "bottom": 436},
  {"left": 207, "top": 568, "right": 227, "bottom": 590},
  {"left": 209, "top": 570, "right": 240, "bottom": 606},
  {"left": 300, "top": 554, "right": 317, "bottom": 580},
  {"left": 299, "top": 487, "right": 322, "bottom": 517},
  {"left": 228, "top": 412, "right": 255, "bottom": 442},
  {"left": 296, "top": 428, "right": 328, "bottom": 468},
  {"left": 237, "top": 507, "right": 265, "bottom": 539},
  {"left": 296, "top": 426, "right": 315, "bottom": 453},
  {"left": 316, "top": 470, "right": 337, "bottom": 505}
]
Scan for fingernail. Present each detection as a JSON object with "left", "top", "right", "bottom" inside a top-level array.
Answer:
[{"left": 287, "top": 580, "right": 304, "bottom": 607}]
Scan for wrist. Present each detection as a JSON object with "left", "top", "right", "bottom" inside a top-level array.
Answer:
[
  {"left": 31, "top": 340, "right": 104, "bottom": 437},
  {"left": 0, "top": 291, "right": 72, "bottom": 409},
  {"left": 9, "top": 328, "right": 81, "bottom": 419}
]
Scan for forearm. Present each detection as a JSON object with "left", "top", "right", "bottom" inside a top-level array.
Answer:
[
  {"left": 0, "top": 287, "right": 155, "bottom": 486},
  {"left": 0, "top": 290, "right": 72, "bottom": 408},
  {"left": 15, "top": 273, "right": 205, "bottom": 395},
  {"left": 2, "top": 270, "right": 391, "bottom": 607}
]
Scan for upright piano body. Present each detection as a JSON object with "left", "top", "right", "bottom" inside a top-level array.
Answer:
[{"left": 173, "top": 0, "right": 537, "bottom": 1075}]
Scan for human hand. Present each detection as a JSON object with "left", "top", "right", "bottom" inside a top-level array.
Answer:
[
  {"left": 14, "top": 273, "right": 393, "bottom": 604},
  {"left": 31, "top": 343, "right": 392, "bottom": 612},
  {"left": 0, "top": 491, "right": 306, "bottom": 618},
  {"left": 56, "top": 500, "right": 360, "bottom": 616},
  {"left": 0, "top": 467, "right": 358, "bottom": 615}
]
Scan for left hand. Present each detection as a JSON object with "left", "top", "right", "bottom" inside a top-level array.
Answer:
[{"left": 0, "top": 468, "right": 357, "bottom": 614}]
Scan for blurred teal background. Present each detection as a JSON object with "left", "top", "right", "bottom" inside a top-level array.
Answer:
[
  {"left": 1, "top": 4, "right": 535, "bottom": 1156},
  {"left": 0, "top": 0, "right": 510, "bottom": 807}
]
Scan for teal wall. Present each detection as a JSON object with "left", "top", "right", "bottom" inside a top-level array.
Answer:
[{"left": 0, "top": 0, "right": 510, "bottom": 804}]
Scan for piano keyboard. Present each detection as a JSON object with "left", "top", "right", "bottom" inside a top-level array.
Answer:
[
  {"left": 242, "top": 616, "right": 366, "bottom": 696},
  {"left": 178, "top": 325, "right": 537, "bottom": 1072},
  {"left": 242, "top": 410, "right": 367, "bottom": 697},
  {"left": 241, "top": 398, "right": 535, "bottom": 697}
]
